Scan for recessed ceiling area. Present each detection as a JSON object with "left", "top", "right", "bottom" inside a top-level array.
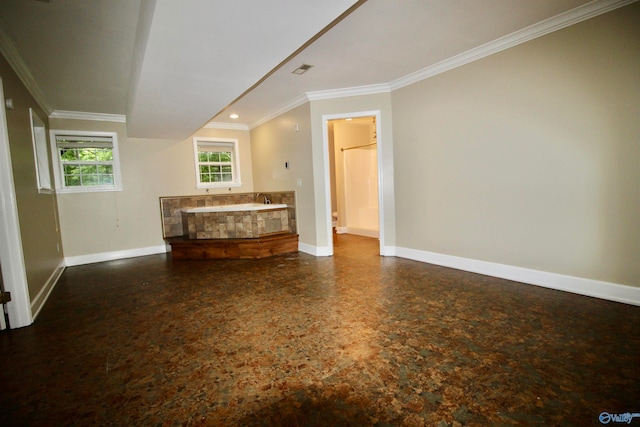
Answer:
[{"left": 0, "top": 0, "right": 621, "bottom": 140}]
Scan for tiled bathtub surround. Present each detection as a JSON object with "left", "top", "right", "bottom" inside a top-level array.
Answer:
[
  {"left": 182, "top": 208, "right": 289, "bottom": 239},
  {"left": 160, "top": 192, "right": 296, "bottom": 238}
]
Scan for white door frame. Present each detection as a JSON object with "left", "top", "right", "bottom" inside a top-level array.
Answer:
[
  {"left": 321, "top": 110, "right": 385, "bottom": 255},
  {"left": 0, "top": 77, "right": 33, "bottom": 329}
]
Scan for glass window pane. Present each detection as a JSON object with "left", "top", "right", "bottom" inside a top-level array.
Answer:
[
  {"left": 63, "top": 165, "right": 78, "bottom": 175},
  {"left": 79, "top": 148, "right": 97, "bottom": 161},
  {"left": 65, "top": 176, "right": 81, "bottom": 186},
  {"left": 99, "top": 175, "right": 114, "bottom": 185},
  {"left": 55, "top": 133, "right": 119, "bottom": 190},
  {"left": 194, "top": 140, "right": 239, "bottom": 186},
  {"left": 97, "top": 165, "right": 113, "bottom": 174},
  {"left": 96, "top": 148, "right": 113, "bottom": 161},
  {"left": 82, "top": 175, "right": 98, "bottom": 185},
  {"left": 60, "top": 148, "right": 78, "bottom": 161},
  {"left": 80, "top": 165, "right": 98, "bottom": 175}
]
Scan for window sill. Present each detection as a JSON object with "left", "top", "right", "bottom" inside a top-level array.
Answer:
[
  {"left": 55, "top": 185, "right": 123, "bottom": 194},
  {"left": 196, "top": 182, "right": 242, "bottom": 189}
]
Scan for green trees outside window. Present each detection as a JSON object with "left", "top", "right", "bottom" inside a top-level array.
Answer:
[
  {"left": 197, "top": 150, "right": 233, "bottom": 183},
  {"left": 54, "top": 133, "right": 120, "bottom": 191}
]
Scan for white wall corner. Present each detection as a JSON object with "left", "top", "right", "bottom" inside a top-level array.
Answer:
[
  {"left": 298, "top": 242, "right": 333, "bottom": 257},
  {"left": 395, "top": 247, "right": 640, "bottom": 306},
  {"left": 380, "top": 245, "right": 396, "bottom": 257},
  {"left": 64, "top": 245, "right": 168, "bottom": 267}
]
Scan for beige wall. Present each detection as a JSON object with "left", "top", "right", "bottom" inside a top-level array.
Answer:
[
  {"left": 250, "top": 103, "right": 314, "bottom": 244},
  {"left": 392, "top": 3, "right": 640, "bottom": 287},
  {"left": 50, "top": 119, "right": 253, "bottom": 259},
  {"left": 0, "top": 53, "right": 64, "bottom": 308}
]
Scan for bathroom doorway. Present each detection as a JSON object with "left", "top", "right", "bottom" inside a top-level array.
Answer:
[{"left": 327, "top": 114, "right": 380, "bottom": 248}]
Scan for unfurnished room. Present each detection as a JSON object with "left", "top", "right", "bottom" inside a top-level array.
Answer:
[{"left": 0, "top": 0, "right": 638, "bottom": 425}]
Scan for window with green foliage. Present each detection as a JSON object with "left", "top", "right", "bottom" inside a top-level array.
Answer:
[
  {"left": 193, "top": 138, "right": 241, "bottom": 188},
  {"left": 50, "top": 131, "right": 122, "bottom": 193}
]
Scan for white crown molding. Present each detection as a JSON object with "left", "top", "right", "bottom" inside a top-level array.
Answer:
[
  {"left": 390, "top": 0, "right": 637, "bottom": 91},
  {"left": 252, "top": 0, "right": 632, "bottom": 127},
  {"left": 305, "top": 83, "right": 391, "bottom": 101},
  {"left": 0, "top": 24, "right": 53, "bottom": 115},
  {"left": 250, "top": 83, "right": 391, "bottom": 129},
  {"left": 205, "top": 121, "right": 250, "bottom": 131},
  {"left": 49, "top": 110, "right": 126, "bottom": 123},
  {"left": 249, "top": 93, "right": 310, "bottom": 129}
]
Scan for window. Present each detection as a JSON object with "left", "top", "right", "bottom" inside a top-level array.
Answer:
[
  {"left": 29, "top": 109, "right": 53, "bottom": 193},
  {"left": 50, "top": 130, "right": 122, "bottom": 193},
  {"left": 193, "top": 137, "right": 241, "bottom": 188}
]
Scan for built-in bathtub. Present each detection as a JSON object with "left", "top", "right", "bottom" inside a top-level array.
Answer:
[
  {"left": 183, "top": 203, "right": 287, "bottom": 214},
  {"left": 160, "top": 192, "right": 298, "bottom": 259},
  {"left": 182, "top": 203, "right": 290, "bottom": 239}
]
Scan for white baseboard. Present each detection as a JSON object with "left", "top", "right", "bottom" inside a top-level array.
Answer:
[
  {"left": 298, "top": 242, "right": 332, "bottom": 257},
  {"left": 335, "top": 227, "right": 379, "bottom": 239},
  {"left": 65, "top": 244, "right": 168, "bottom": 267},
  {"left": 30, "top": 260, "right": 65, "bottom": 320},
  {"left": 345, "top": 227, "right": 379, "bottom": 239},
  {"left": 395, "top": 246, "right": 640, "bottom": 306},
  {"left": 380, "top": 245, "right": 396, "bottom": 257}
]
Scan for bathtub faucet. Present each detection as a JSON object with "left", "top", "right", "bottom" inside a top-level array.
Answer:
[{"left": 256, "top": 193, "right": 271, "bottom": 204}]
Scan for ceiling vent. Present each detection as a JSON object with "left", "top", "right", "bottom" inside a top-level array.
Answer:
[{"left": 292, "top": 64, "right": 313, "bottom": 75}]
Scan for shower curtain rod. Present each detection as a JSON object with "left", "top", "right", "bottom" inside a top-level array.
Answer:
[{"left": 341, "top": 142, "right": 377, "bottom": 152}]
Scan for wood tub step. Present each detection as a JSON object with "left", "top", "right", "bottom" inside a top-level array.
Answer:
[{"left": 165, "top": 233, "right": 298, "bottom": 260}]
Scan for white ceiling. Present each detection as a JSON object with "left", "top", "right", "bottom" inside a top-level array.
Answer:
[{"left": 0, "top": 0, "right": 626, "bottom": 140}]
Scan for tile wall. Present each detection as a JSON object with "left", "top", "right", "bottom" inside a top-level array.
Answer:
[{"left": 160, "top": 192, "right": 296, "bottom": 238}]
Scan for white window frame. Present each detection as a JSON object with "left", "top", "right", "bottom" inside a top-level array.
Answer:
[
  {"left": 193, "top": 137, "right": 242, "bottom": 189},
  {"left": 49, "top": 130, "right": 123, "bottom": 193},
  {"left": 29, "top": 108, "right": 53, "bottom": 194}
]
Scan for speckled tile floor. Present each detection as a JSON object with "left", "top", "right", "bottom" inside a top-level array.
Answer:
[{"left": 1, "top": 234, "right": 639, "bottom": 426}]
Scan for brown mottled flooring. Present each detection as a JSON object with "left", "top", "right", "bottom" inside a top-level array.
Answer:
[{"left": 1, "top": 234, "right": 639, "bottom": 426}]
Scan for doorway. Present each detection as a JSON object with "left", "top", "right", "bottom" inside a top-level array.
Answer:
[
  {"left": 323, "top": 111, "right": 383, "bottom": 255},
  {"left": 329, "top": 116, "right": 379, "bottom": 238}
]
